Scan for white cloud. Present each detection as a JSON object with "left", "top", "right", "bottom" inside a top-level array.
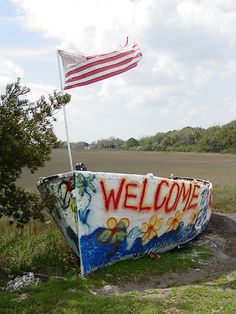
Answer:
[
  {"left": 220, "top": 60, "right": 236, "bottom": 79},
  {"left": 177, "top": 0, "right": 236, "bottom": 42},
  {"left": 24, "top": 82, "right": 57, "bottom": 100},
  {"left": 0, "top": 57, "right": 24, "bottom": 88},
  {"left": 192, "top": 63, "right": 216, "bottom": 87},
  {"left": 152, "top": 53, "right": 186, "bottom": 81},
  {"left": 216, "top": 96, "right": 236, "bottom": 118},
  {"left": 1, "top": 46, "right": 55, "bottom": 59},
  {"left": 11, "top": 0, "right": 150, "bottom": 52}
]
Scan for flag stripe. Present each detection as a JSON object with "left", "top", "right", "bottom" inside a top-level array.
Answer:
[
  {"left": 65, "top": 44, "right": 140, "bottom": 76},
  {"left": 64, "top": 54, "right": 141, "bottom": 87},
  {"left": 64, "top": 50, "right": 119, "bottom": 74},
  {"left": 65, "top": 49, "right": 139, "bottom": 78},
  {"left": 59, "top": 41, "right": 142, "bottom": 90},
  {"left": 65, "top": 52, "right": 142, "bottom": 83},
  {"left": 64, "top": 62, "right": 137, "bottom": 90}
]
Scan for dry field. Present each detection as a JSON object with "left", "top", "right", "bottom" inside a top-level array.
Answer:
[{"left": 19, "top": 149, "right": 236, "bottom": 191}]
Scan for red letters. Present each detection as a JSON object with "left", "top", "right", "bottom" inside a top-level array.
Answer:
[
  {"left": 100, "top": 177, "right": 201, "bottom": 213},
  {"left": 178, "top": 183, "right": 193, "bottom": 211},
  {"left": 100, "top": 178, "right": 125, "bottom": 211},
  {"left": 123, "top": 182, "right": 138, "bottom": 210},
  {"left": 186, "top": 184, "right": 200, "bottom": 211},
  {"left": 139, "top": 178, "right": 151, "bottom": 211},
  {"left": 165, "top": 182, "right": 180, "bottom": 212},
  {"left": 154, "top": 180, "right": 169, "bottom": 211}
]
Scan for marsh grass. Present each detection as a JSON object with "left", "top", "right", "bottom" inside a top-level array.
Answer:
[
  {"left": 213, "top": 185, "right": 236, "bottom": 212},
  {"left": 0, "top": 218, "right": 79, "bottom": 278}
]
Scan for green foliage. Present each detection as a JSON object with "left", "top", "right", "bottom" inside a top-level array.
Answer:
[
  {"left": 0, "top": 79, "right": 71, "bottom": 226},
  {"left": 71, "top": 141, "right": 89, "bottom": 149},
  {"left": 140, "top": 126, "right": 206, "bottom": 152},
  {"left": 86, "top": 121, "right": 236, "bottom": 153},
  {"left": 139, "top": 135, "right": 154, "bottom": 151},
  {"left": 147, "top": 122, "right": 236, "bottom": 153},
  {"left": 124, "top": 137, "right": 139, "bottom": 150},
  {"left": 96, "top": 137, "right": 125, "bottom": 150}
]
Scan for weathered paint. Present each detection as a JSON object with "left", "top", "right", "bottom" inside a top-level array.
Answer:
[{"left": 38, "top": 171, "right": 212, "bottom": 276}]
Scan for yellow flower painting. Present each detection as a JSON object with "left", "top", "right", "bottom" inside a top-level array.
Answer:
[
  {"left": 189, "top": 208, "right": 200, "bottom": 225},
  {"left": 167, "top": 211, "right": 184, "bottom": 232},
  {"left": 141, "top": 215, "right": 163, "bottom": 243}
]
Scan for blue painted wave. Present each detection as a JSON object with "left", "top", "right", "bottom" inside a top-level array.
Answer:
[{"left": 79, "top": 218, "right": 210, "bottom": 275}]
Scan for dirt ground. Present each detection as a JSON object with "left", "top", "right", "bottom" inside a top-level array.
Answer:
[{"left": 95, "top": 212, "right": 236, "bottom": 295}]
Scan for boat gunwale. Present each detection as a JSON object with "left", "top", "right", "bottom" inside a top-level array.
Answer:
[{"left": 37, "top": 171, "right": 212, "bottom": 189}]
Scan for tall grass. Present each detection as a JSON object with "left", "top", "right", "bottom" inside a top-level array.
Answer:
[
  {"left": 213, "top": 185, "right": 236, "bottom": 212},
  {"left": 0, "top": 218, "right": 79, "bottom": 277}
]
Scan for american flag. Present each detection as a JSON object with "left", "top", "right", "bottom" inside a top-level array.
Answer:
[{"left": 58, "top": 40, "right": 142, "bottom": 90}]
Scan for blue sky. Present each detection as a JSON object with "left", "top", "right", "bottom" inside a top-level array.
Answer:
[{"left": 1, "top": 0, "right": 236, "bottom": 143}]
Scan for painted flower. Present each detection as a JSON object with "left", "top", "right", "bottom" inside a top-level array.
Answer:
[
  {"left": 141, "top": 215, "right": 163, "bottom": 243},
  {"left": 98, "top": 217, "right": 130, "bottom": 245},
  {"left": 76, "top": 174, "right": 96, "bottom": 227},
  {"left": 167, "top": 211, "right": 184, "bottom": 232},
  {"left": 76, "top": 173, "right": 96, "bottom": 197},
  {"left": 189, "top": 208, "right": 200, "bottom": 225}
]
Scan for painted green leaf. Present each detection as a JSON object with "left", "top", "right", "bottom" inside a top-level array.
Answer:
[
  {"left": 98, "top": 229, "right": 112, "bottom": 243},
  {"left": 117, "top": 221, "right": 127, "bottom": 231},
  {"left": 111, "top": 231, "right": 126, "bottom": 244}
]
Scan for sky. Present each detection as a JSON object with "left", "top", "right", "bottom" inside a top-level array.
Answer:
[{"left": 1, "top": 0, "right": 236, "bottom": 143}]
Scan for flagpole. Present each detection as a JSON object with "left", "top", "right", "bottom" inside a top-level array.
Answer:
[{"left": 57, "top": 50, "right": 74, "bottom": 171}]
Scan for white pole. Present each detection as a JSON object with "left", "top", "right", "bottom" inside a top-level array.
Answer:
[{"left": 57, "top": 50, "right": 74, "bottom": 171}]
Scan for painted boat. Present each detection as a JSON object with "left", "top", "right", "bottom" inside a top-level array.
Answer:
[{"left": 37, "top": 171, "right": 212, "bottom": 276}]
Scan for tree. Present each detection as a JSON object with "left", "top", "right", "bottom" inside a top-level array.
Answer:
[
  {"left": 198, "top": 126, "right": 224, "bottom": 153},
  {"left": 125, "top": 137, "right": 139, "bottom": 150},
  {"left": 96, "top": 137, "right": 124, "bottom": 150},
  {"left": 0, "top": 79, "right": 71, "bottom": 227},
  {"left": 71, "top": 141, "right": 89, "bottom": 149},
  {"left": 139, "top": 136, "right": 154, "bottom": 151}
]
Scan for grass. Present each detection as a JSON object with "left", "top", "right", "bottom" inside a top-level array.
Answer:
[
  {"left": 1, "top": 268, "right": 236, "bottom": 313},
  {"left": 0, "top": 280, "right": 163, "bottom": 314},
  {"left": 213, "top": 185, "right": 236, "bottom": 212},
  {"left": 0, "top": 219, "right": 216, "bottom": 313},
  {"left": 169, "top": 272, "right": 236, "bottom": 313}
]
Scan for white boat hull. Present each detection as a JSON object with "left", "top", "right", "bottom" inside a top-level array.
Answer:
[{"left": 38, "top": 171, "right": 212, "bottom": 276}]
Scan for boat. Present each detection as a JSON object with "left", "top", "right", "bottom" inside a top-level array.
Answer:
[{"left": 38, "top": 169, "right": 212, "bottom": 276}]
